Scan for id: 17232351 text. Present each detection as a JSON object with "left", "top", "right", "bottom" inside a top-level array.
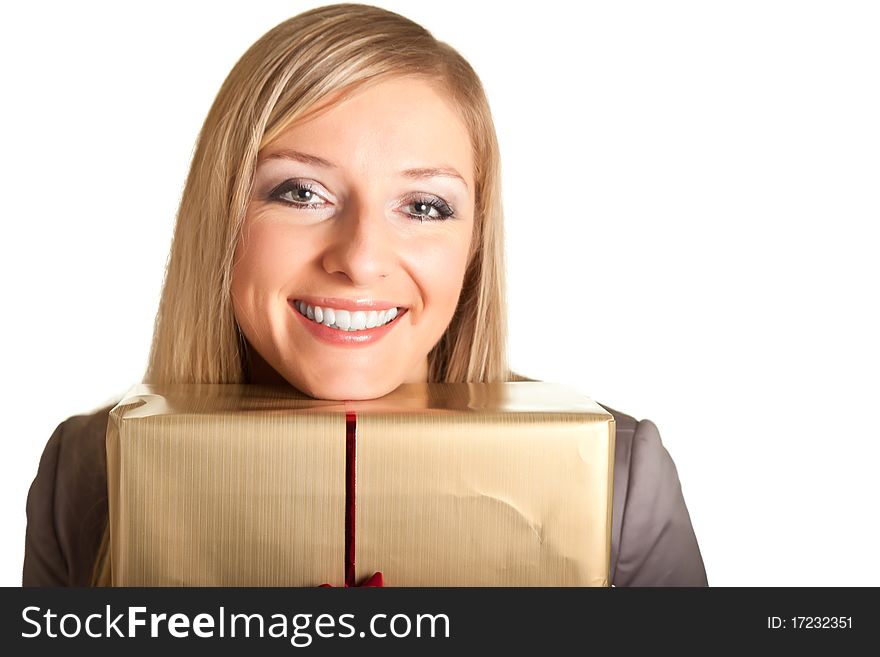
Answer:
[{"left": 767, "top": 616, "right": 852, "bottom": 630}]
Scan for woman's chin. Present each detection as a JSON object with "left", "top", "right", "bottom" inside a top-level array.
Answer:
[{"left": 293, "top": 374, "right": 401, "bottom": 401}]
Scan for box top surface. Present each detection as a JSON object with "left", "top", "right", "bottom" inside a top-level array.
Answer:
[{"left": 111, "top": 382, "right": 610, "bottom": 420}]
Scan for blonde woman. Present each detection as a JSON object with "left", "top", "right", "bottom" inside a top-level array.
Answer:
[{"left": 22, "top": 3, "right": 707, "bottom": 587}]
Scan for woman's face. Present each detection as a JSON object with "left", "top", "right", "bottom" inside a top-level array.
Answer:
[{"left": 231, "top": 75, "right": 475, "bottom": 400}]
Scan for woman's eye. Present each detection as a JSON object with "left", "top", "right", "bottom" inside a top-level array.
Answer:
[
  {"left": 269, "top": 180, "right": 329, "bottom": 208},
  {"left": 402, "top": 196, "right": 456, "bottom": 222},
  {"left": 268, "top": 180, "right": 454, "bottom": 222}
]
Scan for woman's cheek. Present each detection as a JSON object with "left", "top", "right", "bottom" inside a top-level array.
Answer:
[
  {"left": 232, "top": 219, "right": 297, "bottom": 331},
  {"left": 415, "top": 237, "right": 470, "bottom": 315},
  {"left": 238, "top": 220, "right": 304, "bottom": 286}
]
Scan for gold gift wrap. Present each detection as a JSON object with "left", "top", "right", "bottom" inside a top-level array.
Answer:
[{"left": 106, "top": 382, "right": 616, "bottom": 586}]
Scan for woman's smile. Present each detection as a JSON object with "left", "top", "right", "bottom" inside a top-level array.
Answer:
[{"left": 289, "top": 297, "right": 409, "bottom": 346}]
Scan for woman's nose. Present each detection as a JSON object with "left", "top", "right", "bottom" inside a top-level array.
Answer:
[{"left": 321, "top": 205, "right": 395, "bottom": 286}]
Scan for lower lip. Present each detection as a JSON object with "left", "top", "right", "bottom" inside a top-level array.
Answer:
[{"left": 289, "top": 300, "right": 407, "bottom": 347}]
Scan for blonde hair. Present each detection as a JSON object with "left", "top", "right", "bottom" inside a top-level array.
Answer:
[{"left": 92, "top": 2, "right": 532, "bottom": 587}]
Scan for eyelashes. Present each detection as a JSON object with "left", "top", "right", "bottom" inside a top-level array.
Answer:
[
  {"left": 268, "top": 179, "right": 325, "bottom": 210},
  {"left": 266, "top": 178, "right": 456, "bottom": 222}
]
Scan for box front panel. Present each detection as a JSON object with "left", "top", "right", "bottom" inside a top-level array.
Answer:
[
  {"left": 110, "top": 411, "right": 346, "bottom": 586},
  {"left": 354, "top": 412, "right": 614, "bottom": 586}
]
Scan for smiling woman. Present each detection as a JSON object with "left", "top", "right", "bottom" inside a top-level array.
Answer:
[
  {"left": 134, "top": 6, "right": 510, "bottom": 391},
  {"left": 22, "top": 2, "right": 707, "bottom": 589},
  {"left": 232, "top": 75, "right": 477, "bottom": 400}
]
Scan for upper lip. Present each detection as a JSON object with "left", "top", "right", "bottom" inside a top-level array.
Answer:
[{"left": 291, "top": 296, "right": 406, "bottom": 311}]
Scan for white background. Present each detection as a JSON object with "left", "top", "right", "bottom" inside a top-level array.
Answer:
[{"left": 2, "top": 0, "right": 878, "bottom": 586}]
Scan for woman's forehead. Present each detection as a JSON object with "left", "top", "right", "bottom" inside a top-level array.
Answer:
[{"left": 261, "top": 77, "right": 474, "bottom": 188}]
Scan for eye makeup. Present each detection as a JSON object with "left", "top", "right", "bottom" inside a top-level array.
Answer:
[{"left": 267, "top": 178, "right": 456, "bottom": 222}]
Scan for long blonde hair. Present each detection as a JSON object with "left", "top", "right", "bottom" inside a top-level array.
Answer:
[{"left": 92, "top": 2, "right": 531, "bottom": 586}]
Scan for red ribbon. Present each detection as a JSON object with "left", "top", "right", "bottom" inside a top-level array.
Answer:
[
  {"left": 317, "top": 411, "right": 385, "bottom": 588},
  {"left": 319, "top": 571, "right": 384, "bottom": 587}
]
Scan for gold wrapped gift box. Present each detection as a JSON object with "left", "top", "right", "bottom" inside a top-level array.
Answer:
[{"left": 106, "top": 382, "right": 616, "bottom": 586}]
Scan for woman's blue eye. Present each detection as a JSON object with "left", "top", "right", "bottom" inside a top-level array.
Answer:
[{"left": 268, "top": 179, "right": 455, "bottom": 222}]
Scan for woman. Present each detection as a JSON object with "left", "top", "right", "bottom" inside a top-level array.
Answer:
[{"left": 22, "top": 3, "right": 708, "bottom": 587}]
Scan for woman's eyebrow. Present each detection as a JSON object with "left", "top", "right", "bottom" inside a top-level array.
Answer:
[
  {"left": 260, "top": 149, "right": 336, "bottom": 168},
  {"left": 259, "top": 149, "right": 469, "bottom": 191},
  {"left": 401, "top": 166, "right": 469, "bottom": 192}
]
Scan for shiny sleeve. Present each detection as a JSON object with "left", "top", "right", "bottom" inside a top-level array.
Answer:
[
  {"left": 612, "top": 418, "right": 708, "bottom": 586},
  {"left": 22, "top": 420, "right": 69, "bottom": 586}
]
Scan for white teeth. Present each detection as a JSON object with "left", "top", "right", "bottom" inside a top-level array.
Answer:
[
  {"left": 351, "top": 311, "right": 367, "bottom": 330},
  {"left": 294, "top": 301, "right": 401, "bottom": 331}
]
